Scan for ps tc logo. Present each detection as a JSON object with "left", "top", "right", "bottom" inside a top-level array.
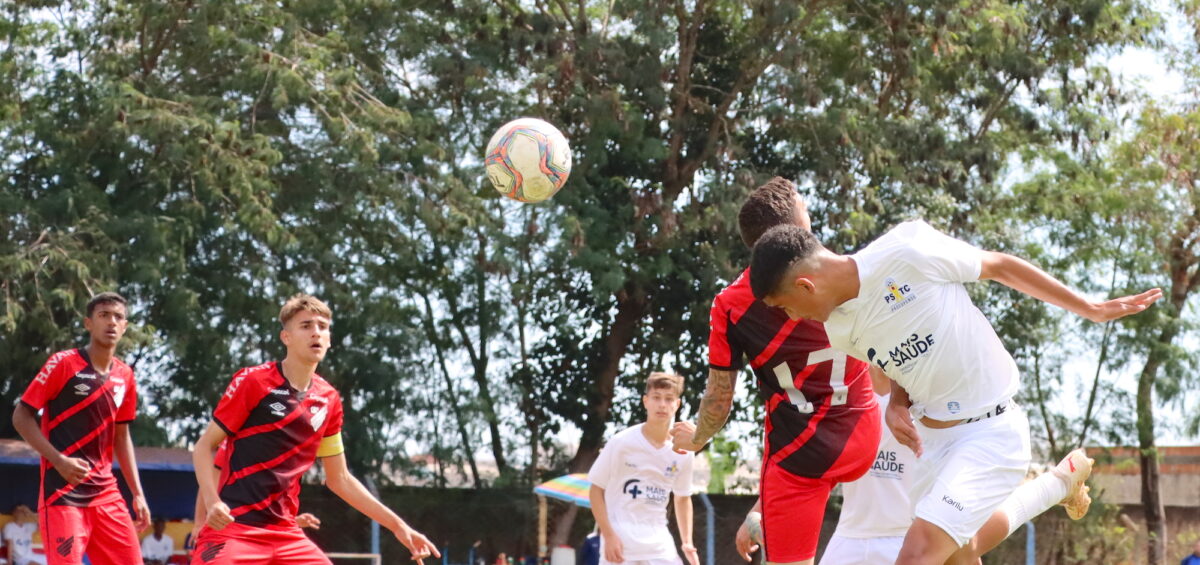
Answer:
[{"left": 883, "top": 278, "right": 917, "bottom": 311}]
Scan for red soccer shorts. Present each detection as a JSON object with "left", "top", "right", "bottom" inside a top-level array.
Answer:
[
  {"left": 191, "top": 523, "right": 331, "bottom": 565},
  {"left": 760, "top": 406, "right": 880, "bottom": 563},
  {"left": 40, "top": 499, "right": 141, "bottom": 565}
]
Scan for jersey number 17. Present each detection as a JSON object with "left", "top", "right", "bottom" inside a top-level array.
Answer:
[{"left": 770, "top": 349, "right": 850, "bottom": 414}]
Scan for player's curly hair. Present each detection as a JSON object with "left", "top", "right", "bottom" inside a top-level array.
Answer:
[
  {"left": 749, "top": 225, "right": 824, "bottom": 299},
  {"left": 738, "top": 177, "right": 802, "bottom": 249},
  {"left": 279, "top": 294, "right": 333, "bottom": 326},
  {"left": 645, "top": 372, "right": 684, "bottom": 396}
]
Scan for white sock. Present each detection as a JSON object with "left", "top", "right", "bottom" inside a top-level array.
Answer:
[{"left": 998, "top": 472, "right": 1071, "bottom": 537}]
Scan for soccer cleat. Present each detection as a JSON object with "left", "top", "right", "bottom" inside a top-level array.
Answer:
[{"left": 1052, "top": 448, "right": 1094, "bottom": 520}]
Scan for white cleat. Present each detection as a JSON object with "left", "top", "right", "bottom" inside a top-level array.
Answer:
[{"left": 1052, "top": 448, "right": 1094, "bottom": 520}]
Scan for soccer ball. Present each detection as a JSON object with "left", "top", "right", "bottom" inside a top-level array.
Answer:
[{"left": 484, "top": 118, "right": 572, "bottom": 203}]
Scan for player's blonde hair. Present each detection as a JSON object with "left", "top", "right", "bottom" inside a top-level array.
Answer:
[
  {"left": 279, "top": 293, "right": 332, "bottom": 326},
  {"left": 645, "top": 372, "right": 684, "bottom": 396}
]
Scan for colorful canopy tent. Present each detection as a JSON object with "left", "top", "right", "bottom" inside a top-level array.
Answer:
[
  {"left": 534, "top": 473, "right": 591, "bottom": 508},
  {"left": 533, "top": 473, "right": 591, "bottom": 558},
  {"left": 0, "top": 438, "right": 198, "bottom": 518}
]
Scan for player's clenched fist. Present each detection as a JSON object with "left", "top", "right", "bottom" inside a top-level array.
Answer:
[
  {"left": 53, "top": 455, "right": 90, "bottom": 485},
  {"left": 670, "top": 421, "right": 704, "bottom": 454},
  {"left": 206, "top": 501, "right": 234, "bottom": 530}
]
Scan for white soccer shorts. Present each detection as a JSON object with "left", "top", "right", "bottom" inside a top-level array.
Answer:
[
  {"left": 909, "top": 403, "right": 1032, "bottom": 547},
  {"left": 818, "top": 533, "right": 904, "bottom": 565}
]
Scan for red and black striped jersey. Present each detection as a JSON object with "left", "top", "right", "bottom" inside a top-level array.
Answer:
[
  {"left": 213, "top": 362, "right": 344, "bottom": 529},
  {"left": 20, "top": 348, "right": 138, "bottom": 507},
  {"left": 708, "top": 268, "right": 876, "bottom": 478}
]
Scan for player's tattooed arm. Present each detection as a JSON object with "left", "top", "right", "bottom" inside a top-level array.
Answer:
[
  {"left": 694, "top": 368, "right": 737, "bottom": 443},
  {"left": 671, "top": 368, "right": 736, "bottom": 452}
]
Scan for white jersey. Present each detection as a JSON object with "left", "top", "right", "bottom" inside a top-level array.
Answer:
[
  {"left": 825, "top": 220, "right": 1019, "bottom": 420},
  {"left": 588, "top": 424, "right": 695, "bottom": 561},
  {"left": 832, "top": 393, "right": 915, "bottom": 539},
  {"left": 141, "top": 533, "right": 175, "bottom": 561},
  {"left": 2, "top": 521, "right": 37, "bottom": 562}
]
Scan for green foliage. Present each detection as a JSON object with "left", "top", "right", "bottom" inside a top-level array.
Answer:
[{"left": 3, "top": 3, "right": 1192, "bottom": 523}]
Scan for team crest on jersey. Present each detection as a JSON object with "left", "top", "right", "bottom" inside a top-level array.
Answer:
[
  {"left": 883, "top": 278, "right": 917, "bottom": 311},
  {"left": 664, "top": 461, "right": 680, "bottom": 478},
  {"left": 113, "top": 380, "right": 126, "bottom": 408},
  {"left": 310, "top": 405, "right": 328, "bottom": 430}
]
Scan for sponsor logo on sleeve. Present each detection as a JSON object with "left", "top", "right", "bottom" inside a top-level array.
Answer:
[
  {"left": 35, "top": 350, "right": 73, "bottom": 384},
  {"left": 223, "top": 376, "right": 245, "bottom": 399}
]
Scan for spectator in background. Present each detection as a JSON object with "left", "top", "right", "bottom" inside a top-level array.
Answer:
[
  {"left": 1182, "top": 539, "right": 1200, "bottom": 565},
  {"left": 141, "top": 518, "right": 173, "bottom": 565},
  {"left": 578, "top": 530, "right": 600, "bottom": 565},
  {"left": 2, "top": 505, "right": 46, "bottom": 565}
]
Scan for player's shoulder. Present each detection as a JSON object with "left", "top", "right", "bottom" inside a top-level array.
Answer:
[
  {"left": 33, "top": 348, "right": 84, "bottom": 382},
  {"left": 45, "top": 348, "right": 85, "bottom": 368},
  {"left": 111, "top": 356, "right": 134, "bottom": 376},
  {"left": 711, "top": 268, "right": 755, "bottom": 316},
  {"left": 224, "top": 362, "right": 282, "bottom": 395},
  {"left": 309, "top": 374, "right": 341, "bottom": 402},
  {"left": 234, "top": 361, "right": 279, "bottom": 380}
]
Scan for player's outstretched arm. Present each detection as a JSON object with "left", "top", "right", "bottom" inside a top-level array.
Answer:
[
  {"left": 674, "top": 495, "right": 699, "bottom": 565},
  {"left": 323, "top": 452, "right": 439, "bottom": 563},
  {"left": 193, "top": 422, "right": 233, "bottom": 530},
  {"left": 114, "top": 423, "right": 151, "bottom": 531},
  {"left": 980, "top": 252, "right": 1162, "bottom": 323},
  {"left": 671, "top": 368, "right": 737, "bottom": 452}
]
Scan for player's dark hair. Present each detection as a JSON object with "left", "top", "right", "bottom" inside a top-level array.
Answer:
[
  {"left": 645, "top": 372, "right": 684, "bottom": 396},
  {"left": 86, "top": 292, "right": 127, "bottom": 318},
  {"left": 750, "top": 225, "right": 824, "bottom": 299},
  {"left": 738, "top": 177, "right": 800, "bottom": 249}
]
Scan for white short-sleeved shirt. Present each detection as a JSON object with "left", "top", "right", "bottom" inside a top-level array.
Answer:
[
  {"left": 141, "top": 533, "right": 175, "bottom": 562},
  {"left": 587, "top": 424, "right": 695, "bottom": 561},
  {"left": 832, "top": 393, "right": 915, "bottom": 538},
  {"left": 3, "top": 522, "right": 37, "bottom": 562},
  {"left": 825, "top": 220, "right": 1019, "bottom": 420}
]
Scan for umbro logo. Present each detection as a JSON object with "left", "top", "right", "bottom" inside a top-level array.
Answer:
[
  {"left": 74, "top": 383, "right": 90, "bottom": 395},
  {"left": 269, "top": 402, "right": 287, "bottom": 416}
]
